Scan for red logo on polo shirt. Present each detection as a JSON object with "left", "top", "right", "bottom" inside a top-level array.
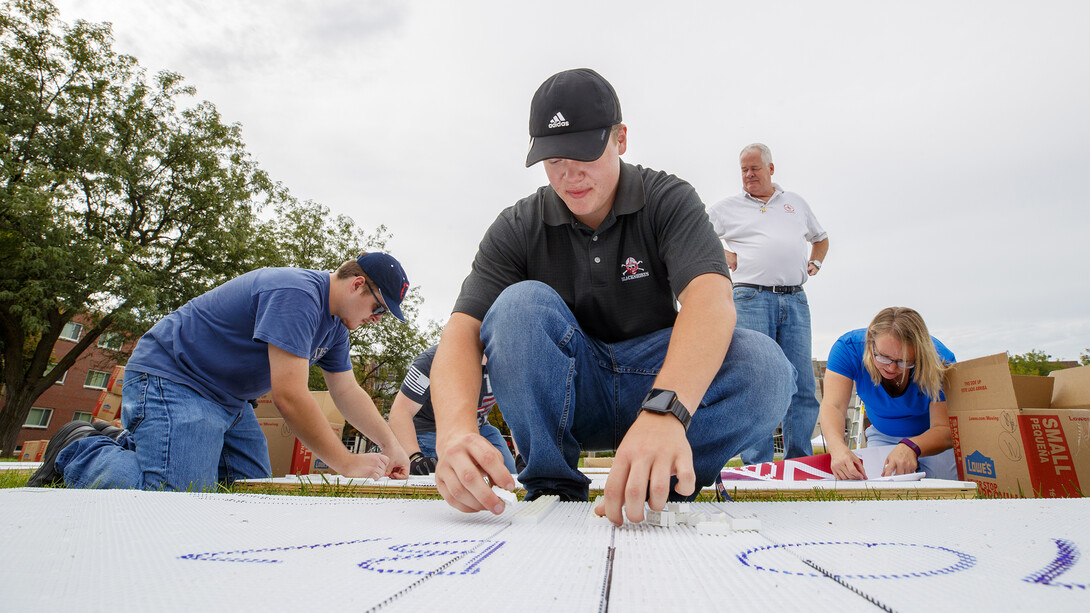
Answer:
[
  {"left": 783, "top": 204, "right": 795, "bottom": 213},
  {"left": 620, "top": 256, "right": 649, "bottom": 282}
]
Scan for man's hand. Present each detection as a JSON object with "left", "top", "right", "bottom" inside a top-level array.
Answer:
[
  {"left": 409, "top": 452, "right": 438, "bottom": 475},
  {"left": 383, "top": 443, "right": 411, "bottom": 479},
  {"left": 882, "top": 444, "right": 919, "bottom": 477},
  {"left": 338, "top": 452, "right": 391, "bottom": 480},
  {"left": 594, "top": 412, "right": 695, "bottom": 526},
  {"left": 829, "top": 447, "right": 867, "bottom": 480},
  {"left": 723, "top": 249, "right": 738, "bottom": 272},
  {"left": 435, "top": 431, "right": 516, "bottom": 515}
]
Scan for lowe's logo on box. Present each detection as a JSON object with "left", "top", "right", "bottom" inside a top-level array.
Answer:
[{"left": 965, "top": 450, "right": 996, "bottom": 479}]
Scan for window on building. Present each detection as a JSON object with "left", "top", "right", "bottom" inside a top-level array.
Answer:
[
  {"left": 59, "top": 322, "right": 83, "bottom": 342},
  {"left": 84, "top": 370, "right": 109, "bottom": 389},
  {"left": 46, "top": 362, "right": 67, "bottom": 385},
  {"left": 97, "top": 332, "right": 123, "bottom": 351},
  {"left": 24, "top": 407, "right": 53, "bottom": 428},
  {"left": 73, "top": 412, "right": 93, "bottom": 423}
]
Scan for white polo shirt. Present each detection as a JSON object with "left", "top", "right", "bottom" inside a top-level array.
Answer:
[{"left": 707, "top": 184, "right": 827, "bottom": 287}]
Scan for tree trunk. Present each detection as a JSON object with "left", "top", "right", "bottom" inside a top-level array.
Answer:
[{"left": 0, "top": 386, "right": 36, "bottom": 457}]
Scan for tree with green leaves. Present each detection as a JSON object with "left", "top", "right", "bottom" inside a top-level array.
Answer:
[
  {"left": 1080, "top": 349, "right": 1089, "bottom": 367},
  {"left": 1007, "top": 349, "right": 1068, "bottom": 377},
  {"left": 0, "top": 0, "right": 281, "bottom": 455},
  {"left": 258, "top": 197, "right": 442, "bottom": 415}
]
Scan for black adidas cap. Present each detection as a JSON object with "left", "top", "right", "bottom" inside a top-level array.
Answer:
[{"left": 525, "top": 68, "right": 623, "bottom": 167}]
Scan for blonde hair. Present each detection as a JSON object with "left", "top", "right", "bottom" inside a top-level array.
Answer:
[{"left": 862, "top": 307, "right": 949, "bottom": 400}]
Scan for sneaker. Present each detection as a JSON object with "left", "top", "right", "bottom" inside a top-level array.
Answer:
[
  {"left": 26, "top": 421, "right": 103, "bottom": 487},
  {"left": 90, "top": 420, "right": 126, "bottom": 440}
]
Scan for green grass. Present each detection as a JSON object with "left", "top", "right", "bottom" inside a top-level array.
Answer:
[
  {"left": 1, "top": 455, "right": 981, "bottom": 501},
  {"left": 0, "top": 470, "right": 30, "bottom": 488}
]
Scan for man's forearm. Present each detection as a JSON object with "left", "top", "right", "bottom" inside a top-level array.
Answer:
[
  {"left": 654, "top": 274, "right": 734, "bottom": 413},
  {"left": 810, "top": 238, "right": 829, "bottom": 264},
  {"left": 432, "top": 314, "right": 488, "bottom": 442},
  {"left": 331, "top": 385, "right": 399, "bottom": 451},
  {"left": 388, "top": 401, "right": 423, "bottom": 455},
  {"left": 275, "top": 389, "right": 356, "bottom": 471}
]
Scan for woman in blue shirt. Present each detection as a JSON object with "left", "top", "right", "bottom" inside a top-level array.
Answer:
[{"left": 819, "top": 307, "right": 957, "bottom": 480}]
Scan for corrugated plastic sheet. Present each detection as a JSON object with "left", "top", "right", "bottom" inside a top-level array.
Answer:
[{"left": 2, "top": 488, "right": 1087, "bottom": 611}]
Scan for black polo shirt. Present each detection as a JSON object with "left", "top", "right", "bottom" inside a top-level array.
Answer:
[{"left": 454, "top": 161, "right": 730, "bottom": 343}]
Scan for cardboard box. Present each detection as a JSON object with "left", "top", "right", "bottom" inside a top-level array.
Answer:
[
  {"left": 584, "top": 457, "right": 614, "bottom": 468},
  {"left": 106, "top": 365, "right": 125, "bottom": 394},
  {"left": 258, "top": 417, "right": 345, "bottom": 477},
  {"left": 20, "top": 440, "right": 47, "bottom": 462},
  {"left": 93, "top": 391, "right": 123, "bottom": 422},
  {"left": 945, "top": 353, "right": 1090, "bottom": 498},
  {"left": 253, "top": 391, "right": 345, "bottom": 427}
]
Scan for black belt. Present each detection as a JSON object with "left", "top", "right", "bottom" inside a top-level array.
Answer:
[{"left": 733, "top": 283, "right": 803, "bottom": 294}]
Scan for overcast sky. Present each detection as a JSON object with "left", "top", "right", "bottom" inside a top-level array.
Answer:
[{"left": 53, "top": 0, "right": 1090, "bottom": 364}]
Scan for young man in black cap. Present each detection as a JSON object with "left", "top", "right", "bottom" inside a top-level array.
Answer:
[
  {"left": 431, "top": 68, "right": 795, "bottom": 525},
  {"left": 30, "top": 252, "right": 413, "bottom": 490}
]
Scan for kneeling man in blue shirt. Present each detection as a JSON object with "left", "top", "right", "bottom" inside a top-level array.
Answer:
[{"left": 30, "top": 252, "right": 413, "bottom": 490}]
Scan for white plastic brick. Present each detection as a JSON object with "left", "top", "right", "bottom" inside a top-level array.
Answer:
[
  {"left": 666, "top": 502, "right": 691, "bottom": 514},
  {"left": 511, "top": 494, "right": 558, "bottom": 523},
  {"left": 491, "top": 485, "right": 517, "bottom": 508},
  {"left": 644, "top": 508, "right": 676, "bottom": 527},
  {"left": 730, "top": 517, "right": 762, "bottom": 532},
  {"left": 696, "top": 521, "right": 733, "bottom": 535}
]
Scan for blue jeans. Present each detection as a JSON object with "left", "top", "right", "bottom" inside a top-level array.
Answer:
[
  {"left": 56, "top": 372, "right": 271, "bottom": 490},
  {"left": 479, "top": 281, "right": 795, "bottom": 501},
  {"left": 733, "top": 285, "right": 820, "bottom": 463},
  {"left": 417, "top": 424, "right": 517, "bottom": 473},
  {"left": 865, "top": 426, "right": 958, "bottom": 480}
]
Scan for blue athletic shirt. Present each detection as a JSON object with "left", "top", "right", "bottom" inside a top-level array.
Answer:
[
  {"left": 826, "top": 329, "right": 955, "bottom": 438},
  {"left": 127, "top": 268, "right": 352, "bottom": 406}
]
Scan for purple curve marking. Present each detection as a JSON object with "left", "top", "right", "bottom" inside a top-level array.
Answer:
[
  {"left": 736, "top": 541, "right": 976, "bottom": 580},
  {"left": 1024, "top": 539, "right": 1087, "bottom": 590}
]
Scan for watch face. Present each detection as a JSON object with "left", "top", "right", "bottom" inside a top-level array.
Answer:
[{"left": 644, "top": 389, "right": 674, "bottom": 412}]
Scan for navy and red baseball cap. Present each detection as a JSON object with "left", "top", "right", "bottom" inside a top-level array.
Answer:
[
  {"left": 525, "top": 68, "right": 623, "bottom": 167},
  {"left": 357, "top": 252, "right": 409, "bottom": 322}
]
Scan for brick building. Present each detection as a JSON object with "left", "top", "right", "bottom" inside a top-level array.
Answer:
[{"left": 11, "top": 315, "right": 131, "bottom": 457}]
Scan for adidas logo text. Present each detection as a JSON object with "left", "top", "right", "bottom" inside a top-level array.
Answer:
[{"left": 548, "top": 112, "right": 569, "bottom": 129}]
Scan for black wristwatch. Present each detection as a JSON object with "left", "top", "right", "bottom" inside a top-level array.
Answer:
[{"left": 640, "top": 388, "right": 691, "bottom": 431}]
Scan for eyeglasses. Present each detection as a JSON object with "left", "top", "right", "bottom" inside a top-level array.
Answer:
[
  {"left": 365, "top": 281, "right": 388, "bottom": 317},
  {"left": 872, "top": 350, "right": 913, "bottom": 369}
]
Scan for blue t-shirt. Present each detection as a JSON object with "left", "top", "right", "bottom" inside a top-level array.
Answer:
[
  {"left": 128, "top": 268, "right": 352, "bottom": 406},
  {"left": 826, "top": 329, "right": 955, "bottom": 438}
]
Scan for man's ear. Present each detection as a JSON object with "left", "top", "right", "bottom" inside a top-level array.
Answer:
[{"left": 616, "top": 124, "right": 628, "bottom": 155}]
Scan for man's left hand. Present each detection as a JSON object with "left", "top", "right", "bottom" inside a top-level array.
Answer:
[{"left": 594, "top": 411, "right": 695, "bottom": 526}]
